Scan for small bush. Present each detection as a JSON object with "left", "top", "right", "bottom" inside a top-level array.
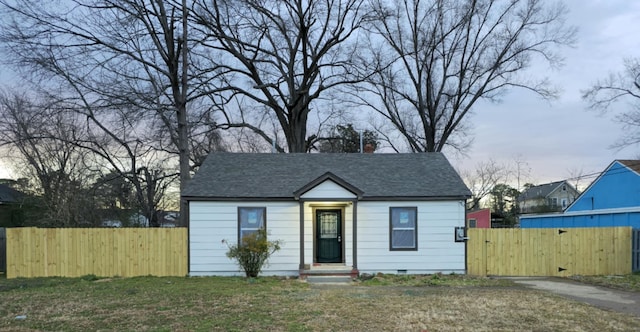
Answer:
[
  {"left": 224, "top": 229, "right": 282, "bottom": 278},
  {"left": 81, "top": 274, "right": 101, "bottom": 281}
]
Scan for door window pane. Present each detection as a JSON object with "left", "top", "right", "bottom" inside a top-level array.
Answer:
[{"left": 319, "top": 212, "right": 338, "bottom": 239}]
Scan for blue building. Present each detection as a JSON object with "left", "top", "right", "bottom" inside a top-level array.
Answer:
[{"left": 520, "top": 160, "right": 640, "bottom": 228}]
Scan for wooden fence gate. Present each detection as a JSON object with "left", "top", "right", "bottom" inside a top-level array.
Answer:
[{"left": 467, "top": 227, "right": 632, "bottom": 276}]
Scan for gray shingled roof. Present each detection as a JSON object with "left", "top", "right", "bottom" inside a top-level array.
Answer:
[
  {"left": 183, "top": 152, "right": 471, "bottom": 200},
  {"left": 517, "top": 180, "right": 567, "bottom": 202},
  {"left": 0, "top": 184, "right": 24, "bottom": 204}
]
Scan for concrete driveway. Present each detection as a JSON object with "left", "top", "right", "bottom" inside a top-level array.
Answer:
[{"left": 510, "top": 277, "right": 640, "bottom": 317}]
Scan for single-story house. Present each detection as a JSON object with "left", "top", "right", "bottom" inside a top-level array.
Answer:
[
  {"left": 183, "top": 152, "right": 471, "bottom": 277},
  {"left": 520, "top": 160, "right": 640, "bottom": 228}
]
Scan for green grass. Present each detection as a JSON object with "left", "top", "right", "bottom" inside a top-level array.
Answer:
[{"left": 0, "top": 275, "right": 638, "bottom": 331}]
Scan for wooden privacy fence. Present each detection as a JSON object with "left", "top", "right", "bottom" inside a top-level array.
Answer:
[
  {"left": 7, "top": 227, "right": 188, "bottom": 278},
  {"left": 467, "top": 227, "right": 632, "bottom": 276}
]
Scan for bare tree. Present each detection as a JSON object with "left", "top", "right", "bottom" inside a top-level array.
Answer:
[
  {"left": 354, "top": 0, "right": 576, "bottom": 153},
  {"left": 0, "top": 89, "right": 180, "bottom": 227},
  {"left": 192, "top": 0, "right": 372, "bottom": 152},
  {"left": 0, "top": 92, "right": 98, "bottom": 226},
  {"left": 0, "top": 0, "right": 222, "bottom": 225},
  {"left": 37, "top": 56, "right": 179, "bottom": 227},
  {"left": 461, "top": 159, "right": 510, "bottom": 210},
  {"left": 66, "top": 98, "right": 179, "bottom": 228},
  {"left": 583, "top": 57, "right": 640, "bottom": 149},
  {"left": 512, "top": 154, "right": 531, "bottom": 192},
  {"left": 565, "top": 166, "right": 589, "bottom": 193}
]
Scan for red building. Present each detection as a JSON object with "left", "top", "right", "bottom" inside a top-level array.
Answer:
[{"left": 467, "top": 208, "right": 491, "bottom": 228}]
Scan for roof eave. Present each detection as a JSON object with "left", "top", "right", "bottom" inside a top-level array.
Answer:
[{"left": 183, "top": 195, "right": 470, "bottom": 202}]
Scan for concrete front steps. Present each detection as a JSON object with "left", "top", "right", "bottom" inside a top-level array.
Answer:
[{"left": 300, "top": 264, "right": 359, "bottom": 284}]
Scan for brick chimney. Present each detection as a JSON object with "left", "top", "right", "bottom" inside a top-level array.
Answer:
[{"left": 363, "top": 143, "right": 374, "bottom": 153}]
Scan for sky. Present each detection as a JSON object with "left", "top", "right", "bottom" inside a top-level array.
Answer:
[
  {"left": 450, "top": 0, "right": 640, "bottom": 189},
  {"left": 0, "top": 0, "right": 638, "bottom": 188}
]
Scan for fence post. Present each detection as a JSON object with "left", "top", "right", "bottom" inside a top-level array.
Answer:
[
  {"left": 0, "top": 228, "right": 5, "bottom": 274},
  {"left": 633, "top": 229, "right": 640, "bottom": 273}
]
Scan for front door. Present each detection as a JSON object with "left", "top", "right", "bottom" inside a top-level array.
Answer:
[{"left": 316, "top": 210, "right": 342, "bottom": 263}]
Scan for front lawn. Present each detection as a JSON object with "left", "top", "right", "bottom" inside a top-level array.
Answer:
[{"left": 0, "top": 275, "right": 637, "bottom": 331}]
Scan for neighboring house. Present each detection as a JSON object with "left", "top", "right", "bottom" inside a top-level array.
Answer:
[
  {"left": 518, "top": 180, "right": 579, "bottom": 214},
  {"left": 520, "top": 160, "right": 640, "bottom": 228},
  {"left": 467, "top": 208, "right": 491, "bottom": 228},
  {"left": 0, "top": 184, "right": 26, "bottom": 227},
  {"left": 183, "top": 153, "right": 471, "bottom": 277},
  {"left": 101, "top": 212, "right": 149, "bottom": 228}
]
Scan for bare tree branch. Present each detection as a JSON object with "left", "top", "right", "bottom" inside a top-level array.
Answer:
[
  {"left": 353, "top": 0, "right": 575, "bottom": 153},
  {"left": 583, "top": 57, "right": 640, "bottom": 149},
  {"left": 0, "top": 0, "right": 230, "bottom": 225},
  {"left": 192, "top": 0, "right": 372, "bottom": 152}
]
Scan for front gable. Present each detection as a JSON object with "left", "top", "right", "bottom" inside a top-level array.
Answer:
[
  {"left": 546, "top": 181, "right": 577, "bottom": 199},
  {"left": 298, "top": 180, "right": 357, "bottom": 199},
  {"left": 567, "top": 161, "right": 640, "bottom": 212},
  {"left": 294, "top": 172, "right": 363, "bottom": 200}
]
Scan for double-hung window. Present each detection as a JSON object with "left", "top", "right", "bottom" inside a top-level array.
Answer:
[
  {"left": 238, "top": 207, "right": 266, "bottom": 243},
  {"left": 390, "top": 207, "right": 417, "bottom": 250}
]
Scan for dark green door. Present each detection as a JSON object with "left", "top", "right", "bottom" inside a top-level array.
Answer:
[{"left": 316, "top": 210, "right": 342, "bottom": 263}]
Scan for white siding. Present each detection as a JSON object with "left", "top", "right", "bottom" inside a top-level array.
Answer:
[
  {"left": 356, "top": 201, "right": 466, "bottom": 274},
  {"left": 189, "top": 199, "right": 466, "bottom": 276},
  {"left": 189, "top": 201, "right": 300, "bottom": 276},
  {"left": 300, "top": 180, "right": 356, "bottom": 199}
]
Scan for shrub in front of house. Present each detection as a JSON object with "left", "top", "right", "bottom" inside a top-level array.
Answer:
[{"left": 224, "top": 229, "right": 282, "bottom": 278}]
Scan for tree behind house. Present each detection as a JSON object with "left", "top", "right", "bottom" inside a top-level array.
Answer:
[
  {"left": 357, "top": 0, "right": 576, "bottom": 153},
  {"left": 490, "top": 184, "right": 520, "bottom": 227},
  {"left": 316, "top": 124, "right": 379, "bottom": 153},
  {"left": 0, "top": 0, "right": 222, "bottom": 226},
  {"left": 192, "top": 0, "right": 372, "bottom": 152}
]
